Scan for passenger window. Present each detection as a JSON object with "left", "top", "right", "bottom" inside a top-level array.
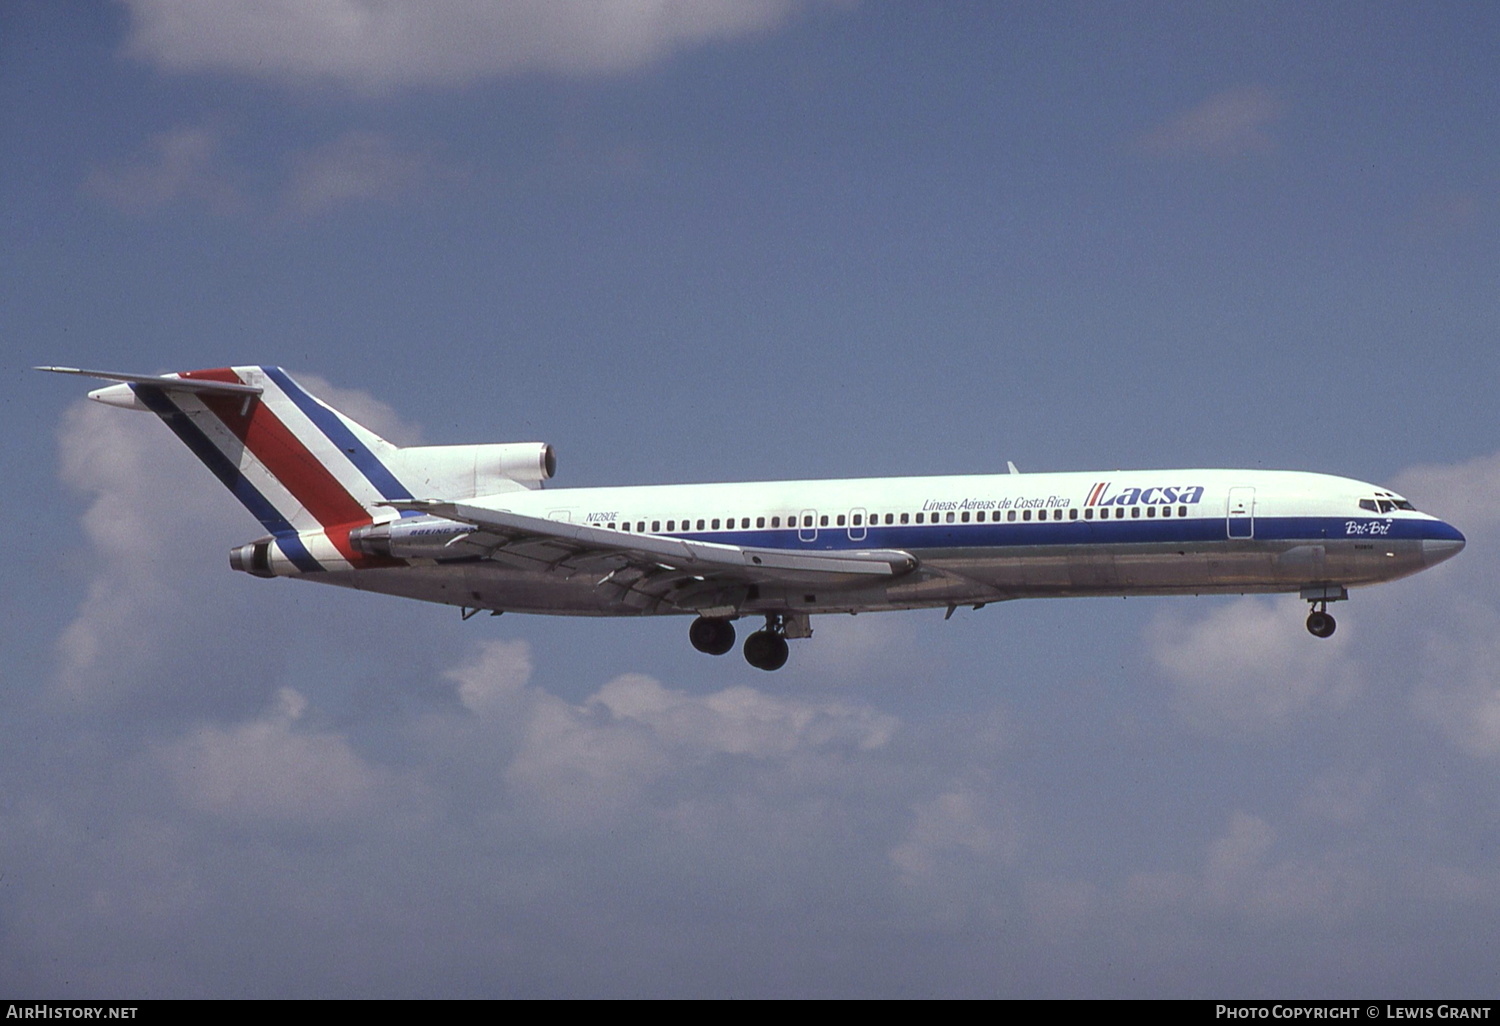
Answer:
[
  {"left": 1130, "top": 508, "right": 1140, "bottom": 519},
  {"left": 637, "top": 521, "right": 645, "bottom": 532},
  {"left": 622, "top": 522, "right": 630, "bottom": 532},
  {"left": 803, "top": 515, "right": 813, "bottom": 528},
  {"left": 757, "top": 516, "right": 765, "bottom": 528},
  {"left": 961, "top": 511, "right": 970, "bottom": 523},
  {"left": 1178, "top": 506, "right": 1186, "bottom": 517},
  {"left": 900, "top": 513, "right": 909, "bottom": 524},
  {"left": 1146, "top": 507, "right": 1155, "bottom": 518},
  {"left": 1069, "top": 509, "right": 1078, "bottom": 520},
  {"left": 771, "top": 516, "right": 780, "bottom": 528},
  {"left": 1008, "top": 510, "right": 1017, "bottom": 522},
  {"left": 652, "top": 521, "right": 661, "bottom": 532},
  {"left": 1023, "top": 510, "right": 1031, "bottom": 521},
  {"left": 820, "top": 515, "right": 829, "bottom": 527},
  {"left": 837, "top": 514, "right": 846, "bottom": 526},
  {"left": 916, "top": 513, "right": 925, "bottom": 524},
  {"left": 711, "top": 519, "right": 720, "bottom": 529},
  {"left": 1084, "top": 508, "right": 1093, "bottom": 520},
  {"left": 853, "top": 514, "right": 862, "bottom": 526},
  {"left": 885, "top": 513, "right": 894, "bottom": 525}
]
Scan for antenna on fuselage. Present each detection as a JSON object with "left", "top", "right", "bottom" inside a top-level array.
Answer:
[{"left": 1007, "top": 461, "right": 1020, "bottom": 475}]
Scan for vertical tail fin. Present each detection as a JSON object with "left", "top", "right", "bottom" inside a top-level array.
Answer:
[{"left": 41, "top": 364, "right": 414, "bottom": 571}]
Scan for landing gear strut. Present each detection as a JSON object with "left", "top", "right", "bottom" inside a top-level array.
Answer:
[
  {"left": 689, "top": 616, "right": 736, "bottom": 656},
  {"left": 1306, "top": 605, "right": 1336, "bottom": 639},
  {"left": 742, "top": 612, "right": 811, "bottom": 671},
  {"left": 1301, "top": 585, "right": 1347, "bottom": 640}
]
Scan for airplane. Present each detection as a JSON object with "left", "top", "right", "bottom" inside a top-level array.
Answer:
[{"left": 40, "top": 364, "right": 1466, "bottom": 671}]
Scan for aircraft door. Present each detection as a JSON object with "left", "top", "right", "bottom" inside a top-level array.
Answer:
[
  {"left": 848, "top": 507, "right": 867, "bottom": 543},
  {"left": 1226, "top": 487, "right": 1255, "bottom": 539},
  {"left": 798, "top": 509, "right": 817, "bottom": 543}
]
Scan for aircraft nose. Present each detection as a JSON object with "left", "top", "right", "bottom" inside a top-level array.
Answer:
[{"left": 1421, "top": 523, "right": 1465, "bottom": 567}]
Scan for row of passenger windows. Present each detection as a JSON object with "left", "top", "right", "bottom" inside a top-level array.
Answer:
[{"left": 607, "top": 505, "right": 1193, "bottom": 533}]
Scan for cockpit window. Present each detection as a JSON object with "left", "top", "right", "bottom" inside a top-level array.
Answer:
[{"left": 1362, "top": 496, "right": 1418, "bottom": 513}]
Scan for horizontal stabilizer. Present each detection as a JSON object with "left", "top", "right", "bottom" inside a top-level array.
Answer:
[{"left": 35, "top": 366, "right": 264, "bottom": 397}]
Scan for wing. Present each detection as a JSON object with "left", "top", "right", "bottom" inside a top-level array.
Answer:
[{"left": 382, "top": 499, "right": 919, "bottom": 614}]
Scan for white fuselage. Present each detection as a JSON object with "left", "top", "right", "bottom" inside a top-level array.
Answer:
[{"left": 316, "top": 468, "right": 1465, "bottom": 618}]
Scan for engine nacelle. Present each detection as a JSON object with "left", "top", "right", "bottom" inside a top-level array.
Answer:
[
  {"left": 347, "top": 518, "right": 485, "bottom": 560},
  {"left": 229, "top": 538, "right": 277, "bottom": 578},
  {"left": 390, "top": 442, "right": 556, "bottom": 498}
]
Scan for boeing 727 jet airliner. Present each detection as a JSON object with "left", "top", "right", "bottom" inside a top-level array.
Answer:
[{"left": 41, "top": 365, "right": 1465, "bottom": 671}]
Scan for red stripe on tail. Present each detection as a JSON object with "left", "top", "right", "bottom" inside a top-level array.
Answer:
[{"left": 186, "top": 370, "right": 372, "bottom": 563}]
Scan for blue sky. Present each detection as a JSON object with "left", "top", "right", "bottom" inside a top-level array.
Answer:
[{"left": 4, "top": 0, "right": 1499, "bottom": 997}]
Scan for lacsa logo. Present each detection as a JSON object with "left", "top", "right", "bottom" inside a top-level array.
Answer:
[{"left": 1086, "top": 482, "right": 1206, "bottom": 507}]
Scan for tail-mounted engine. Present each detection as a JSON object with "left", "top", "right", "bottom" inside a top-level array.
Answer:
[
  {"left": 390, "top": 442, "right": 556, "bottom": 498},
  {"left": 347, "top": 518, "right": 483, "bottom": 560},
  {"left": 229, "top": 538, "right": 277, "bottom": 578}
]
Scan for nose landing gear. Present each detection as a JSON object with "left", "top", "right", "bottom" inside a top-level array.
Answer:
[
  {"left": 1301, "top": 585, "right": 1347, "bottom": 639},
  {"left": 1305, "top": 606, "right": 1336, "bottom": 638}
]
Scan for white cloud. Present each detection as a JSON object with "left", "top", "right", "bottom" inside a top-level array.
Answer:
[
  {"left": 89, "top": 125, "right": 457, "bottom": 222},
  {"left": 84, "top": 126, "right": 242, "bottom": 216},
  {"left": 53, "top": 401, "right": 241, "bottom": 702},
  {"left": 159, "top": 688, "right": 382, "bottom": 822},
  {"left": 593, "top": 674, "right": 898, "bottom": 755},
  {"left": 297, "top": 369, "right": 426, "bottom": 446},
  {"left": 889, "top": 788, "right": 1014, "bottom": 881},
  {"left": 1409, "top": 599, "right": 1500, "bottom": 759},
  {"left": 1147, "top": 595, "right": 1361, "bottom": 734},
  {"left": 438, "top": 639, "right": 899, "bottom": 831},
  {"left": 280, "top": 131, "right": 452, "bottom": 219},
  {"left": 1394, "top": 450, "right": 1500, "bottom": 534},
  {"left": 1391, "top": 454, "right": 1500, "bottom": 759},
  {"left": 1116, "top": 811, "right": 1370, "bottom": 926},
  {"left": 121, "top": 0, "right": 819, "bottom": 89},
  {"left": 1138, "top": 84, "right": 1282, "bottom": 159}
]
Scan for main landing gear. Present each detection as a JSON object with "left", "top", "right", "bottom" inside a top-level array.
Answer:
[
  {"left": 688, "top": 615, "right": 736, "bottom": 656},
  {"left": 689, "top": 613, "right": 807, "bottom": 671},
  {"left": 1301, "top": 585, "right": 1347, "bottom": 639}
]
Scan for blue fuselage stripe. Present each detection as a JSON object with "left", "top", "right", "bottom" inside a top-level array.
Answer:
[{"left": 647, "top": 515, "right": 1458, "bottom": 552}]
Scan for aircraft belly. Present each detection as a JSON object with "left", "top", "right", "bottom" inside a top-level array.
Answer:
[
  {"left": 919, "top": 538, "right": 1429, "bottom": 598},
  {"left": 311, "top": 564, "right": 646, "bottom": 616},
  {"left": 301, "top": 537, "right": 1432, "bottom": 618}
]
